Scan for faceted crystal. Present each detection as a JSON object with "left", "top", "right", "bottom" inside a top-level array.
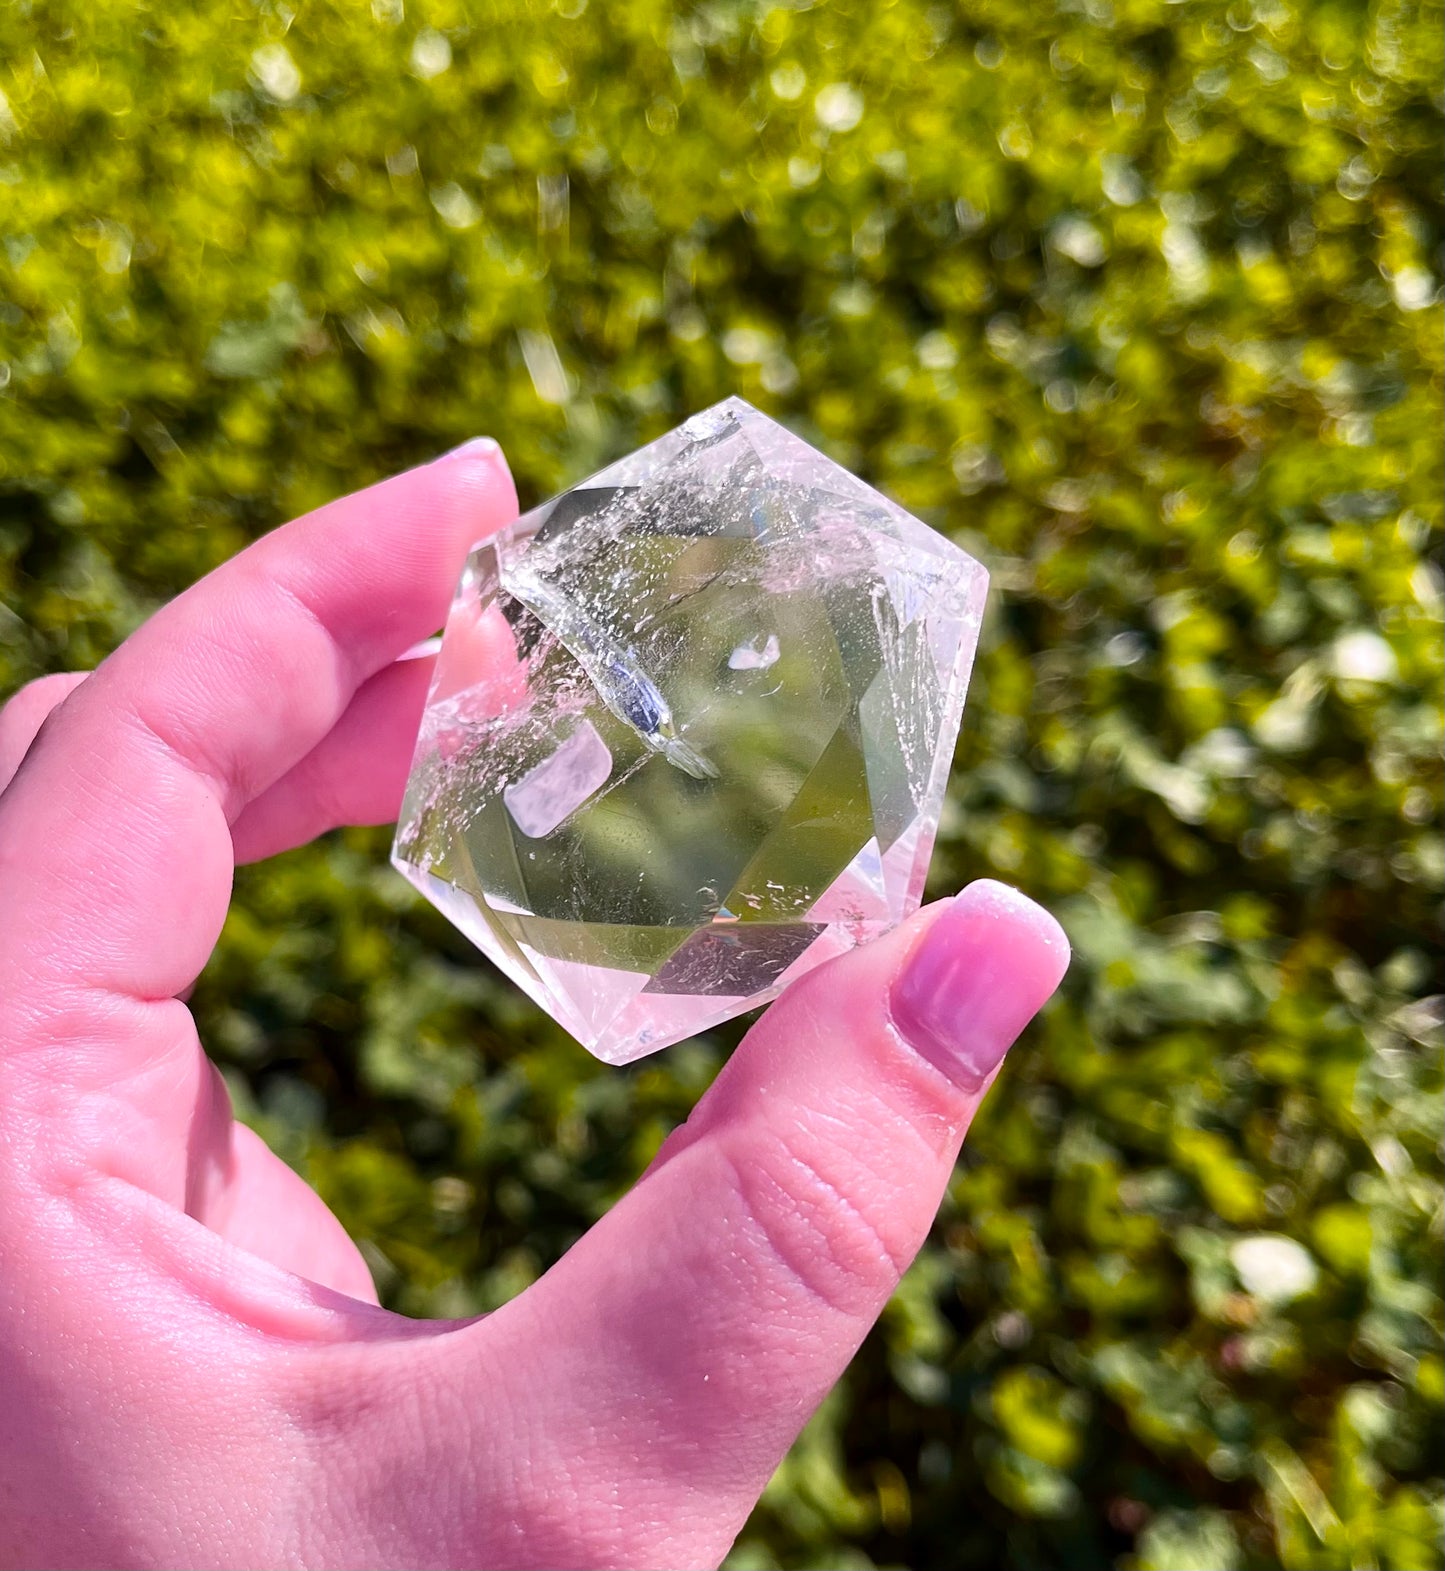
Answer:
[{"left": 392, "top": 398, "right": 988, "bottom": 1063}]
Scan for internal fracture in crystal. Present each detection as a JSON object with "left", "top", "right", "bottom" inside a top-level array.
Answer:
[{"left": 393, "top": 397, "right": 988, "bottom": 1063}]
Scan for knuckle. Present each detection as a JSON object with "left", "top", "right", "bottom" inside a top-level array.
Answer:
[
  {"left": 0, "top": 672, "right": 87, "bottom": 789},
  {"left": 721, "top": 1111, "right": 923, "bottom": 1320},
  {"left": 0, "top": 671, "right": 82, "bottom": 738}
]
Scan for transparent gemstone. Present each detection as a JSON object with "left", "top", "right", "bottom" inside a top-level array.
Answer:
[{"left": 392, "top": 397, "right": 988, "bottom": 1063}]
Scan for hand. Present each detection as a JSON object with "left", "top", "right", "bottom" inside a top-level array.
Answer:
[{"left": 0, "top": 446, "right": 1069, "bottom": 1571}]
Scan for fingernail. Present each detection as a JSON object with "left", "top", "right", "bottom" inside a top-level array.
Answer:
[
  {"left": 891, "top": 880, "right": 1071, "bottom": 1089},
  {"left": 434, "top": 435, "right": 502, "bottom": 464}
]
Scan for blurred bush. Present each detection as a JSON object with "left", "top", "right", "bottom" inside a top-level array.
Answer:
[{"left": 1, "top": 0, "right": 1441, "bottom": 1565}]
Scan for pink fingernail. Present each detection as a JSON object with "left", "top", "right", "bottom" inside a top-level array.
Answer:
[
  {"left": 435, "top": 436, "right": 502, "bottom": 464},
  {"left": 890, "top": 880, "right": 1071, "bottom": 1089}
]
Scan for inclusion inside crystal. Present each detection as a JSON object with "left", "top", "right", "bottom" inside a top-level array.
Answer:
[{"left": 393, "top": 398, "right": 988, "bottom": 1063}]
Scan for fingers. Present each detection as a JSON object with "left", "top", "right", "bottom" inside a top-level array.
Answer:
[
  {"left": 191, "top": 1119, "right": 380, "bottom": 1303},
  {"left": 233, "top": 585, "right": 533, "bottom": 863},
  {"left": 229, "top": 650, "right": 437, "bottom": 864},
  {"left": 0, "top": 650, "right": 460, "bottom": 891},
  {"left": 0, "top": 443, "right": 515, "bottom": 1195},
  {"left": 429, "top": 882, "right": 1069, "bottom": 1568},
  {"left": 0, "top": 443, "right": 514, "bottom": 1006},
  {"left": 0, "top": 671, "right": 88, "bottom": 793}
]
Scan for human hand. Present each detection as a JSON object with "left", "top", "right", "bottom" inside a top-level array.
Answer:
[{"left": 0, "top": 446, "right": 1069, "bottom": 1571}]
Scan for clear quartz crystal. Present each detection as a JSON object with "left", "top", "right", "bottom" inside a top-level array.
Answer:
[{"left": 393, "top": 398, "right": 988, "bottom": 1063}]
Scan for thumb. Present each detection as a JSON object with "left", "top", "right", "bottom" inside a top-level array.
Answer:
[{"left": 419, "top": 880, "right": 1069, "bottom": 1570}]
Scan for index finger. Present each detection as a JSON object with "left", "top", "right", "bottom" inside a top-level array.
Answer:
[{"left": 0, "top": 441, "right": 515, "bottom": 1024}]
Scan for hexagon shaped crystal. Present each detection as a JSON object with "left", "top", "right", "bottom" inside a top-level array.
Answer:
[{"left": 393, "top": 399, "right": 988, "bottom": 1063}]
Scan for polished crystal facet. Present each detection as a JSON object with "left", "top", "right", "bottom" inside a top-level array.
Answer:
[{"left": 392, "top": 398, "right": 988, "bottom": 1063}]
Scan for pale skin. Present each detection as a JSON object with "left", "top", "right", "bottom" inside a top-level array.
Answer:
[{"left": 0, "top": 443, "right": 1069, "bottom": 1571}]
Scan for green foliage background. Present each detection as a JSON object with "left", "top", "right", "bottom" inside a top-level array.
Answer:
[{"left": 2, "top": 0, "right": 1442, "bottom": 1564}]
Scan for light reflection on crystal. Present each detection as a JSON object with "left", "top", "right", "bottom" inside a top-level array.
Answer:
[
  {"left": 503, "top": 720, "right": 613, "bottom": 839},
  {"left": 394, "top": 397, "right": 987, "bottom": 1063},
  {"left": 728, "top": 633, "right": 781, "bottom": 671}
]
